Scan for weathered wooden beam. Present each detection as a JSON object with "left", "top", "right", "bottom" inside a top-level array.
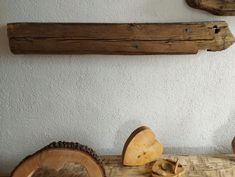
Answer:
[
  {"left": 7, "top": 22, "right": 235, "bottom": 55},
  {"left": 186, "top": 0, "right": 235, "bottom": 16}
]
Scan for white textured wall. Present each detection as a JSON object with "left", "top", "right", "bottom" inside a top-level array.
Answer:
[{"left": 0, "top": 0, "right": 235, "bottom": 174}]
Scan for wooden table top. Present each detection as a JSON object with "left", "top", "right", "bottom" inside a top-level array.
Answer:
[
  {"left": 2, "top": 154, "right": 235, "bottom": 177},
  {"left": 102, "top": 154, "right": 235, "bottom": 177}
]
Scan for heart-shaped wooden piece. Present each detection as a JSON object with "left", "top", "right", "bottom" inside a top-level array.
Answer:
[{"left": 122, "top": 126, "right": 163, "bottom": 166}]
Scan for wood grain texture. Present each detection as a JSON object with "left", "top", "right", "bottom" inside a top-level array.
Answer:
[
  {"left": 103, "top": 155, "right": 235, "bottom": 177},
  {"left": 2, "top": 155, "right": 235, "bottom": 177},
  {"left": 7, "top": 22, "right": 235, "bottom": 55},
  {"left": 122, "top": 126, "right": 163, "bottom": 166},
  {"left": 31, "top": 164, "right": 89, "bottom": 177},
  {"left": 186, "top": 0, "right": 235, "bottom": 15},
  {"left": 152, "top": 159, "right": 185, "bottom": 177}
]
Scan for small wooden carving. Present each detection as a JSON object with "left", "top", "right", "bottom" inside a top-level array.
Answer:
[
  {"left": 232, "top": 137, "right": 235, "bottom": 154},
  {"left": 152, "top": 159, "right": 185, "bottom": 177},
  {"left": 186, "top": 0, "right": 235, "bottom": 16},
  {"left": 10, "top": 142, "right": 106, "bottom": 177},
  {"left": 122, "top": 126, "right": 163, "bottom": 166},
  {"left": 7, "top": 22, "right": 235, "bottom": 55}
]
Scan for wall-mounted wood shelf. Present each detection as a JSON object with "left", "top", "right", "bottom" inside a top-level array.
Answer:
[
  {"left": 7, "top": 22, "right": 234, "bottom": 55},
  {"left": 186, "top": 0, "right": 235, "bottom": 16}
]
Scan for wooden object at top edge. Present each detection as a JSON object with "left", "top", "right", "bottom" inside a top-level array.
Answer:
[
  {"left": 186, "top": 0, "right": 235, "bottom": 16},
  {"left": 7, "top": 22, "right": 235, "bottom": 55}
]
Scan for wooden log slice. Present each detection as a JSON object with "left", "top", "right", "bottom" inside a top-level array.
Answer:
[
  {"left": 122, "top": 126, "right": 163, "bottom": 166},
  {"left": 10, "top": 142, "right": 106, "bottom": 177},
  {"left": 186, "top": 0, "right": 235, "bottom": 16},
  {"left": 7, "top": 22, "right": 235, "bottom": 55}
]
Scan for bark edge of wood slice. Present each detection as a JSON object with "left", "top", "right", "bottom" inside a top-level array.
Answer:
[
  {"left": 10, "top": 141, "right": 106, "bottom": 177},
  {"left": 122, "top": 126, "right": 164, "bottom": 166},
  {"left": 7, "top": 22, "right": 235, "bottom": 55},
  {"left": 186, "top": 0, "right": 235, "bottom": 16}
]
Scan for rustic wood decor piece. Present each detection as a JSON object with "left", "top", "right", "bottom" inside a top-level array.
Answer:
[
  {"left": 122, "top": 126, "right": 163, "bottom": 166},
  {"left": 152, "top": 159, "right": 185, "bottom": 177},
  {"left": 233, "top": 137, "right": 235, "bottom": 153},
  {"left": 11, "top": 142, "right": 106, "bottom": 177},
  {"left": 102, "top": 155, "right": 235, "bottom": 177},
  {"left": 186, "top": 0, "right": 235, "bottom": 16},
  {"left": 7, "top": 22, "right": 235, "bottom": 55}
]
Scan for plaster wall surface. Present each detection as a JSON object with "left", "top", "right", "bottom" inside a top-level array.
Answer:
[{"left": 0, "top": 0, "right": 235, "bottom": 174}]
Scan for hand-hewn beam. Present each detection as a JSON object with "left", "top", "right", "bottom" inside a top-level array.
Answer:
[
  {"left": 7, "top": 22, "right": 234, "bottom": 55},
  {"left": 186, "top": 0, "right": 235, "bottom": 16}
]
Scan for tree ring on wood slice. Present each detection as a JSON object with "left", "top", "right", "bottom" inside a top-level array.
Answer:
[
  {"left": 152, "top": 159, "right": 185, "bottom": 177},
  {"left": 122, "top": 126, "right": 163, "bottom": 166},
  {"left": 31, "top": 163, "right": 89, "bottom": 177},
  {"left": 10, "top": 142, "right": 106, "bottom": 177}
]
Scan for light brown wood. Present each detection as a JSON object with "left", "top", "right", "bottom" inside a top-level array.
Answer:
[
  {"left": 11, "top": 142, "right": 105, "bottom": 177},
  {"left": 174, "top": 160, "right": 179, "bottom": 174},
  {"left": 3, "top": 155, "right": 235, "bottom": 177},
  {"left": 102, "top": 155, "right": 235, "bottom": 177},
  {"left": 122, "top": 126, "right": 163, "bottom": 166},
  {"left": 186, "top": 0, "right": 235, "bottom": 15},
  {"left": 31, "top": 164, "right": 89, "bottom": 177},
  {"left": 232, "top": 137, "right": 235, "bottom": 154},
  {"left": 152, "top": 159, "right": 185, "bottom": 177},
  {"left": 7, "top": 22, "right": 235, "bottom": 55}
]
